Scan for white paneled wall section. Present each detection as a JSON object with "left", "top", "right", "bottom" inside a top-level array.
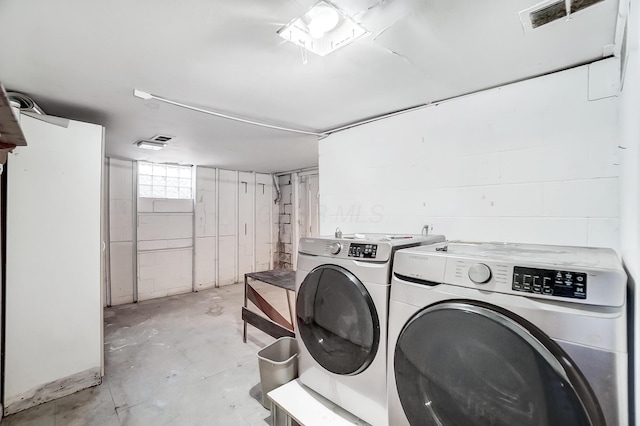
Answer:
[
  {"left": 108, "top": 159, "right": 135, "bottom": 305},
  {"left": 619, "top": 0, "right": 640, "bottom": 421},
  {"left": 218, "top": 169, "right": 238, "bottom": 286},
  {"left": 238, "top": 171, "right": 255, "bottom": 278},
  {"left": 319, "top": 61, "right": 620, "bottom": 249},
  {"left": 255, "top": 173, "right": 274, "bottom": 271},
  {"left": 5, "top": 115, "right": 103, "bottom": 414},
  {"left": 106, "top": 163, "right": 275, "bottom": 303},
  {"left": 137, "top": 196, "right": 194, "bottom": 301},
  {"left": 195, "top": 167, "right": 217, "bottom": 290}
]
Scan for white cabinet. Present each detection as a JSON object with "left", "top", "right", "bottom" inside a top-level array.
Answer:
[{"left": 5, "top": 115, "right": 103, "bottom": 414}]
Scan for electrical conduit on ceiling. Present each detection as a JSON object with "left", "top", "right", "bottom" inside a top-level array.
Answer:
[
  {"left": 132, "top": 89, "right": 434, "bottom": 139},
  {"left": 133, "top": 90, "right": 328, "bottom": 138}
]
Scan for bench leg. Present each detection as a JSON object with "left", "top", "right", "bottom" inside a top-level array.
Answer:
[
  {"left": 243, "top": 275, "right": 248, "bottom": 343},
  {"left": 286, "top": 289, "right": 295, "bottom": 331}
]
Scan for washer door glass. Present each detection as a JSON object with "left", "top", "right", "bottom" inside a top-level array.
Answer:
[
  {"left": 394, "top": 301, "right": 605, "bottom": 426},
  {"left": 296, "top": 264, "right": 380, "bottom": 375}
]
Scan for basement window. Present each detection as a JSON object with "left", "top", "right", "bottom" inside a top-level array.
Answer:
[{"left": 138, "top": 162, "right": 192, "bottom": 199}]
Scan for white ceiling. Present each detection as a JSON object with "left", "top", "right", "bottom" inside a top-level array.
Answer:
[{"left": 0, "top": 0, "right": 623, "bottom": 173}]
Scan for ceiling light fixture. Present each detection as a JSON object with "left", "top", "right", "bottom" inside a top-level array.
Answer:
[
  {"left": 135, "top": 140, "right": 166, "bottom": 150},
  {"left": 307, "top": 3, "right": 340, "bottom": 38},
  {"left": 278, "top": 1, "right": 368, "bottom": 57}
]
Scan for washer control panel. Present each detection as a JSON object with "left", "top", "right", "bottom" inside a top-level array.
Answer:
[
  {"left": 512, "top": 266, "right": 587, "bottom": 300},
  {"left": 348, "top": 243, "right": 378, "bottom": 259},
  {"left": 468, "top": 263, "right": 492, "bottom": 284}
]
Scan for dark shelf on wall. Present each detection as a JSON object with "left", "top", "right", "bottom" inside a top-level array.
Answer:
[{"left": 0, "top": 84, "right": 27, "bottom": 163}]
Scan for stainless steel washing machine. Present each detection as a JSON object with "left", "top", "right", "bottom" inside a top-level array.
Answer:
[
  {"left": 295, "top": 233, "right": 445, "bottom": 426},
  {"left": 388, "top": 241, "right": 628, "bottom": 426}
]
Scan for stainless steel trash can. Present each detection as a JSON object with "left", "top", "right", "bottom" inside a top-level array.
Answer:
[{"left": 257, "top": 337, "right": 298, "bottom": 409}]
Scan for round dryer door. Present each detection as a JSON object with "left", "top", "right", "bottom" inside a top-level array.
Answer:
[
  {"left": 296, "top": 264, "right": 380, "bottom": 375},
  {"left": 394, "top": 301, "right": 605, "bottom": 426}
]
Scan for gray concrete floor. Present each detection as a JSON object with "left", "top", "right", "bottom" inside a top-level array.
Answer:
[{"left": 2, "top": 282, "right": 291, "bottom": 425}]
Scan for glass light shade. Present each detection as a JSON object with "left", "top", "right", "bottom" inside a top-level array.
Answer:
[{"left": 278, "top": 1, "right": 368, "bottom": 57}]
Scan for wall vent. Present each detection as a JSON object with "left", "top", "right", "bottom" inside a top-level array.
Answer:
[
  {"left": 570, "top": 0, "right": 605, "bottom": 14},
  {"left": 522, "top": 0, "right": 605, "bottom": 31},
  {"left": 530, "top": 1, "right": 566, "bottom": 28},
  {"left": 151, "top": 134, "right": 174, "bottom": 143}
]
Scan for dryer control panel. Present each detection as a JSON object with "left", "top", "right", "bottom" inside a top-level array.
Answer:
[
  {"left": 348, "top": 243, "right": 378, "bottom": 258},
  {"left": 513, "top": 266, "right": 587, "bottom": 300}
]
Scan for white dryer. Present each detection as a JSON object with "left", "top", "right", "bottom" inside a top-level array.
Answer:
[
  {"left": 388, "top": 241, "right": 628, "bottom": 426},
  {"left": 295, "top": 233, "right": 445, "bottom": 426}
]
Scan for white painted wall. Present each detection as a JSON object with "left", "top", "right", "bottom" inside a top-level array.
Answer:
[
  {"left": 107, "top": 164, "right": 276, "bottom": 299},
  {"left": 108, "top": 159, "right": 135, "bottom": 305},
  {"left": 195, "top": 167, "right": 217, "bottom": 290},
  {"left": 319, "top": 62, "right": 620, "bottom": 249},
  {"left": 218, "top": 169, "right": 238, "bottom": 285},
  {"left": 255, "top": 173, "right": 274, "bottom": 271},
  {"left": 299, "top": 174, "right": 320, "bottom": 239},
  {"left": 5, "top": 115, "right": 103, "bottom": 412},
  {"left": 619, "top": 0, "right": 640, "bottom": 422},
  {"left": 137, "top": 196, "right": 193, "bottom": 301},
  {"left": 238, "top": 171, "right": 255, "bottom": 276}
]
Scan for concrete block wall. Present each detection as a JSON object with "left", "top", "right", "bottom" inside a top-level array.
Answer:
[
  {"left": 277, "top": 174, "right": 294, "bottom": 269},
  {"left": 319, "top": 61, "right": 620, "bottom": 250}
]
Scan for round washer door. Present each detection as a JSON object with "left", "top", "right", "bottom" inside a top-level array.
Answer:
[
  {"left": 296, "top": 264, "right": 380, "bottom": 375},
  {"left": 394, "top": 301, "right": 605, "bottom": 426}
]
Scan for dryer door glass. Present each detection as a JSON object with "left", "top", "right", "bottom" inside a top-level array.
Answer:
[
  {"left": 394, "top": 301, "right": 604, "bottom": 426},
  {"left": 296, "top": 264, "right": 380, "bottom": 375}
]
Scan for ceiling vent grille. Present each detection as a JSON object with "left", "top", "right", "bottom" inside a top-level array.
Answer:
[
  {"left": 523, "top": 0, "right": 605, "bottom": 30},
  {"left": 151, "top": 134, "right": 174, "bottom": 143}
]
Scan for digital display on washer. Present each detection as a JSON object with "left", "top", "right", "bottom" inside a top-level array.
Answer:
[
  {"left": 512, "top": 266, "right": 587, "bottom": 299},
  {"left": 348, "top": 243, "right": 377, "bottom": 258}
]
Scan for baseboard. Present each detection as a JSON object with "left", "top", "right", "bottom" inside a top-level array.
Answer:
[{"left": 4, "top": 367, "right": 101, "bottom": 416}]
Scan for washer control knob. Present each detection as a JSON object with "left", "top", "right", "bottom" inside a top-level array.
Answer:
[
  {"left": 328, "top": 242, "right": 342, "bottom": 255},
  {"left": 469, "top": 263, "right": 492, "bottom": 284}
]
